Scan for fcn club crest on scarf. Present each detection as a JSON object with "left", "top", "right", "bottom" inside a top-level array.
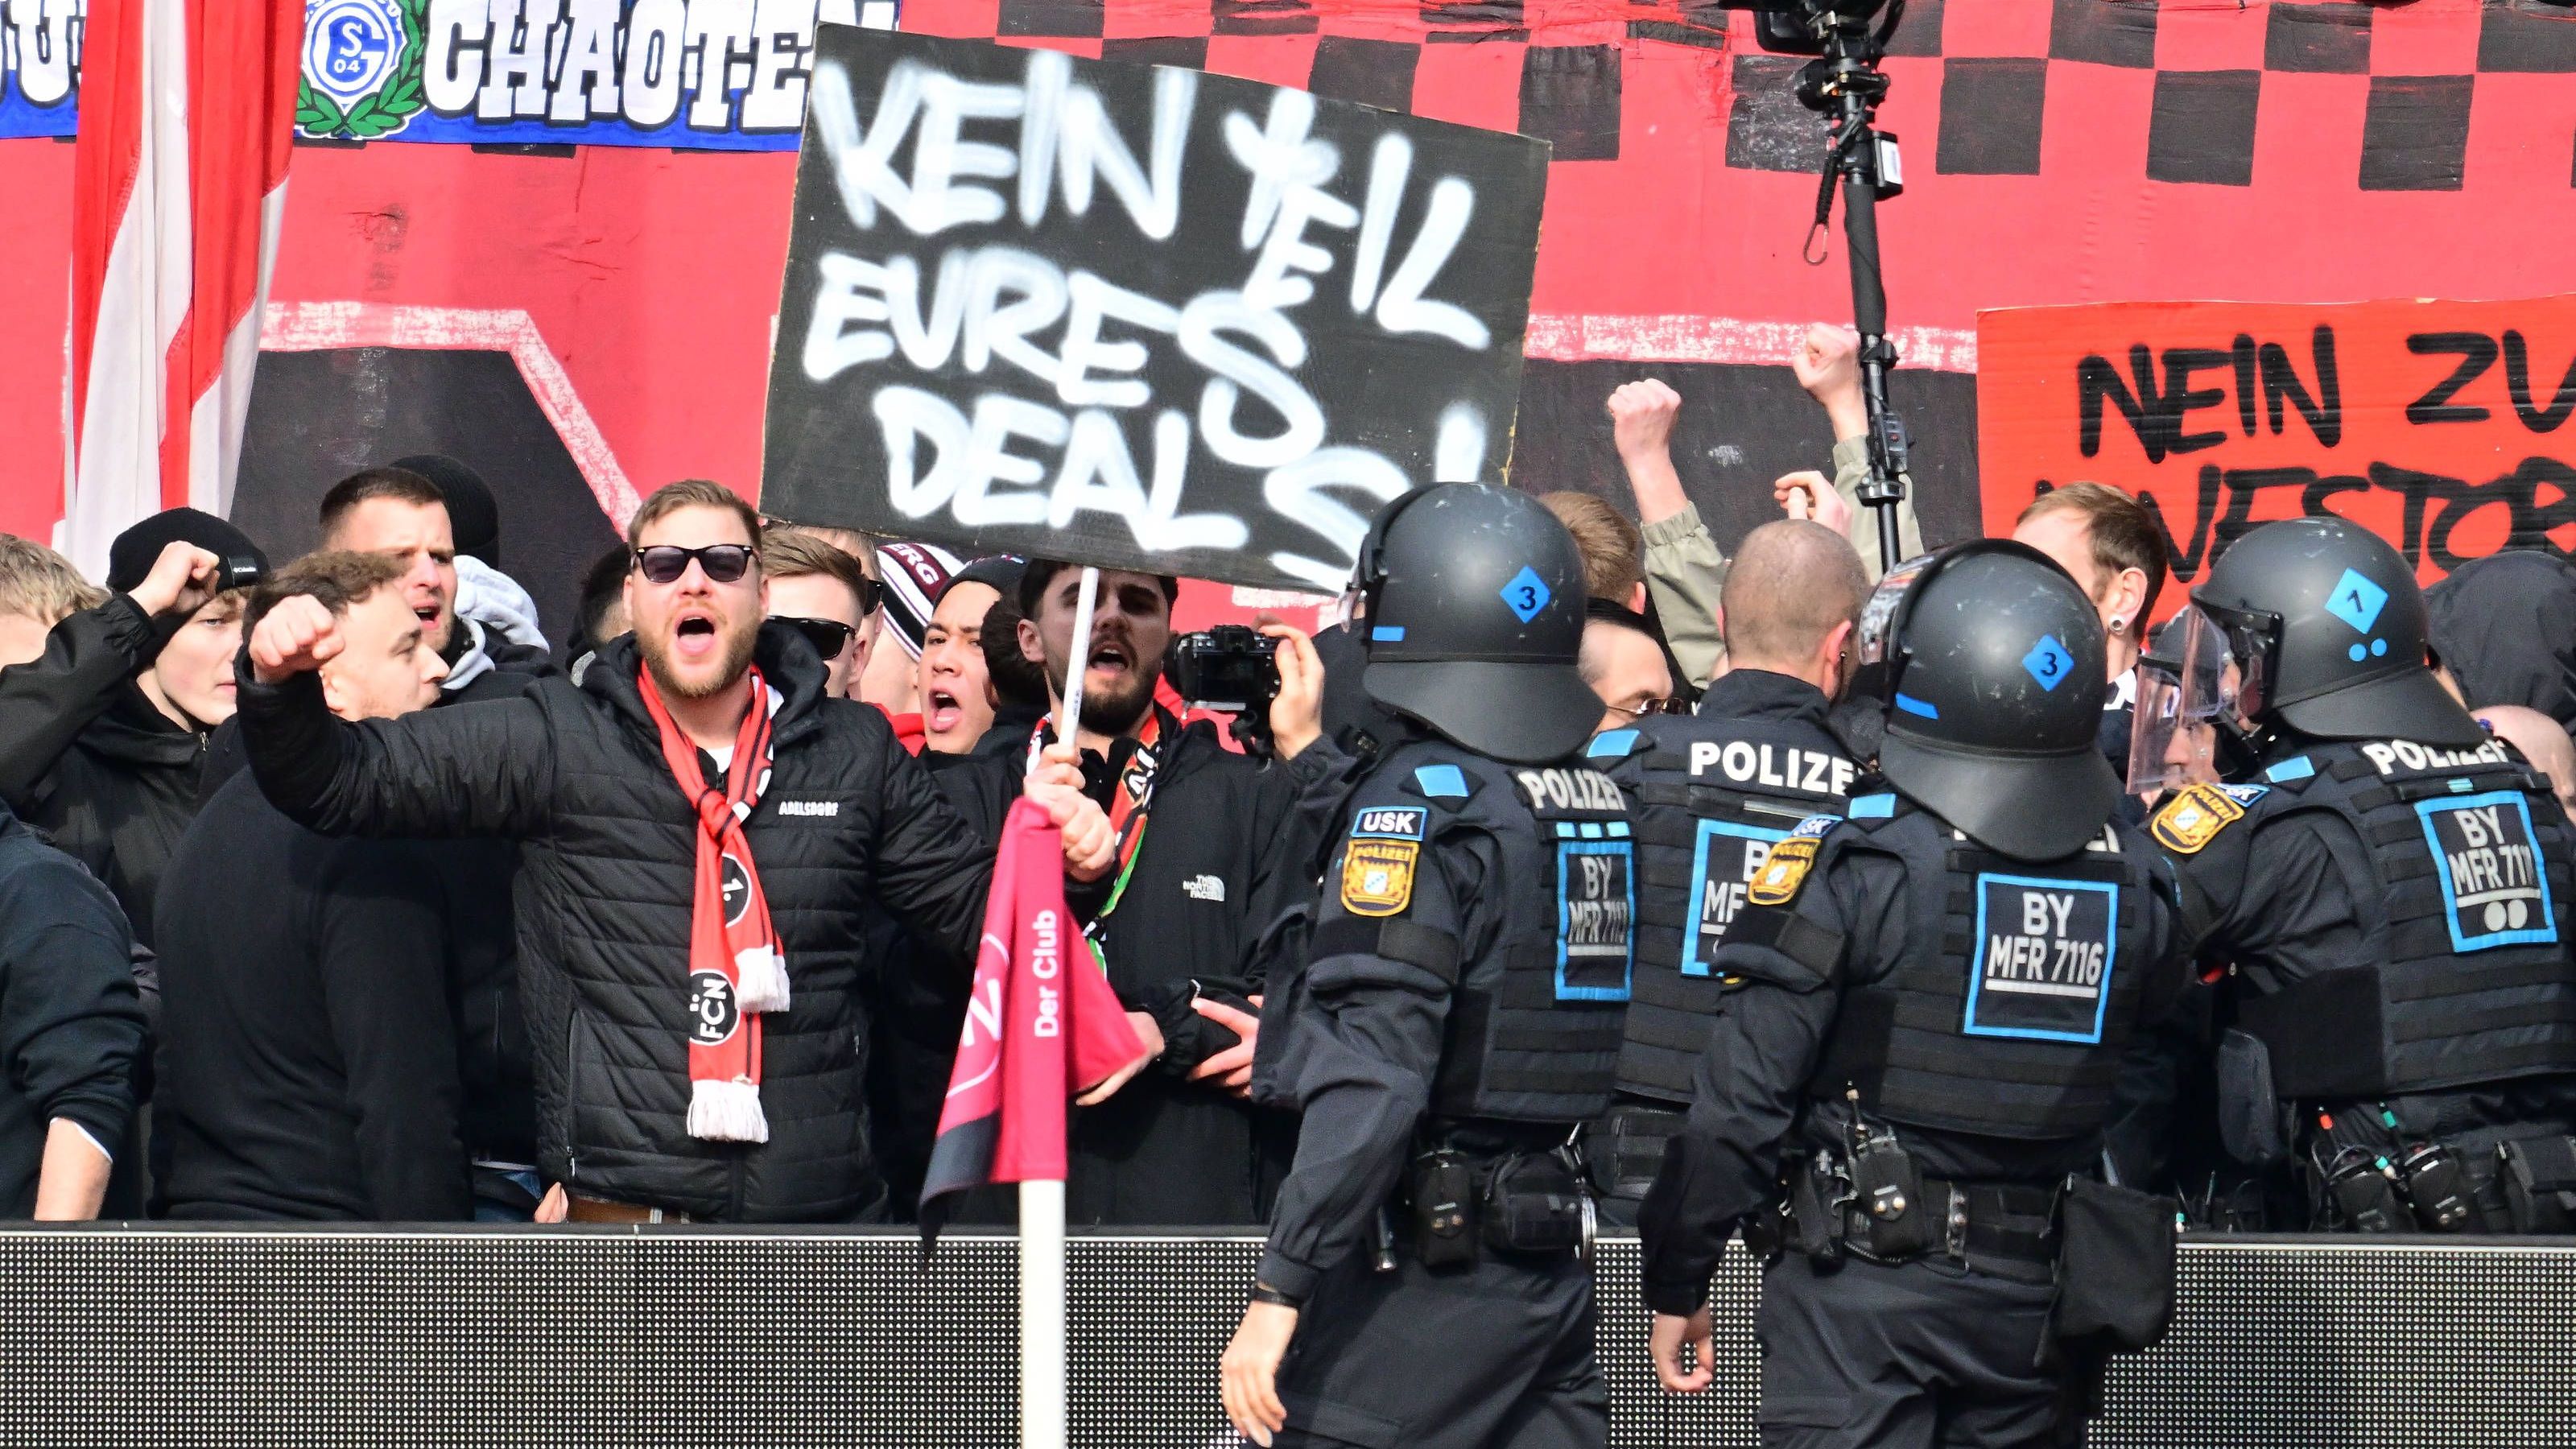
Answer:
[{"left": 297, "top": 0, "right": 425, "bottom": 140}]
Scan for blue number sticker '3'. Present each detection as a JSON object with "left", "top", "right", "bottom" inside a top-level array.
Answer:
[
  {"left": 1681, "top": 819, "right": 1790, "bottom": 977},
  {"left": 1964, "top": 873, "right": 2119, "bottom": 1043},
  {"left": 2416, "top": 791, "right": 2558, "bottom": 952},
  {"left": 1501, "top": 566, "right": 1552, "bottom": 624},
  {"left": 2022, "top": 634, "right": 2074, "bottom": 691},
  {"left": 1556, "top": 840, "right": 1634, "bottom": 1001}
]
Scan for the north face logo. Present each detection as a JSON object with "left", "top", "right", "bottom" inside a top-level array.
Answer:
[
  {"left": 1183, "top": 874, "right": 1225, "bottom": 902},
  {"left": 777, "top": 800, "right": 840, "bottom": 818}
]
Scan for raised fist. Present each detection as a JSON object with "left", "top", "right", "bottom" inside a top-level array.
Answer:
[
  {"left": 1606, "top": 378, "right": 1683, "bottom": 468},
  {"left": 129, "top": 541, "right": 223, "bottom": 620},
  {"left": 1792, "top": 324, "right": 1863, "bottom": 402},
  {"left": 247, "top": 594, "right": 345, "bottom": 684}
]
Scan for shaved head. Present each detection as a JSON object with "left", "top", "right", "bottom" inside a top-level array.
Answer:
[
  {"left": 2477, "top": 705, "right": 2576, "bottom": 814},
  {"left": 1721, "top": 520, "right": 1868, "bottom": 671}
]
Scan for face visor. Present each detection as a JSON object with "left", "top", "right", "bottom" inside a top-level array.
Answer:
[
  {"left": 1847, "top": 552, "right": 1939, "bottom": 712},
  {"left": 2126, "top": 607, "right": 2232, "bottom": 796},
  {"left": 2190, "top": 596, "right": 2283, "bottom": 735}
]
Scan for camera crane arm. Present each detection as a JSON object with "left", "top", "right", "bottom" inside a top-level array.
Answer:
[{"left": 1735, "top": 0, "right": 1913, "bottom": 573}]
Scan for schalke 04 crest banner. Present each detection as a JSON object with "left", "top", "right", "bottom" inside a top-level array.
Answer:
[{"left": 0, "top": 0, "right": 898, "bottom": 148}]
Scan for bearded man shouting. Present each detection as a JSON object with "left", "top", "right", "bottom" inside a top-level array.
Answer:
[{"left": 237, "top": 480, "right": 1114, "bottom": 1224}]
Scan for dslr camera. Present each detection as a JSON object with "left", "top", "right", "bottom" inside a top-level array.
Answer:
[
  {"left": 1166, "top": 625, "right": 1279, "bottom": 712},
  {"left": 1165, "top": 625, "right": 1282, "bottom": 750}
]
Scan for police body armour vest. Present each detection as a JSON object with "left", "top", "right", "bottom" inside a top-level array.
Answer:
[
  {"left": 1385, "top": 743, "right": 1634, "bottom": 1125},
  {"left": 1807, "top": 799, "right": 2165, "bottom": 1141},
  {"left": 2231, "top": 737, "right": 2576, "bottom": 1099},
  {"left": 1591, "top": 718, "right": 1856, "bottom": 1104}
]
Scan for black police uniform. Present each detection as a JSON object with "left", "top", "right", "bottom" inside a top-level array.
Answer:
[
  {"left": 1639, "top": 796, "right": 2182, "bottom": 1446},
  {"left": 1584, "top": 667, "right": 1857, "bottom": 1219},
  {"left": 2159, "top": 518, "right": 2576, "bottom": 1233},
  {"left": 1248, "top": 483, "right": 1627, "bottom": 1449},
  {"left": 1638, "top": 543, "right": 2189, "bottom": 1449},
  {"left": 2156, "top": 736, "right": 2576, "bottom": 1228},
  {"left": 1259, "top": 738, "right": 1632, "bottom": 1447}
]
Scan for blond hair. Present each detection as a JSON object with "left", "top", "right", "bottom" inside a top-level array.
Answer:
[
  {"left": 0, "top": 535, "right": 107, "bottom": 625},
  {"left": 1537, "top": 491, "right": 1645, "bottom": 604}
]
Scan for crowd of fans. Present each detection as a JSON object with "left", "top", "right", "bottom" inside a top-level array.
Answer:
[{"left": 0, "top": 320, "right": 2568, "bottom": 1228}]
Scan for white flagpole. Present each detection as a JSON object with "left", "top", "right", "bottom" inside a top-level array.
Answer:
[
  {"left": 1020, "top": 1177, "right": 1067, "bottom": 1449},
  {"left": 1022, "top": 564, "right": 1096, "bottom": 1449}
]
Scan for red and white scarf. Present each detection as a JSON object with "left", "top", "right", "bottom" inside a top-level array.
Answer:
[{"left": 639, "top": 666, "right": 790, "bottom": 1144}]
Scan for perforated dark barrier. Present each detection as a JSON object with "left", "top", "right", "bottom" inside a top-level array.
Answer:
[{"left": 0, "top": 1228, "right": 2569, "bottom": 1447}]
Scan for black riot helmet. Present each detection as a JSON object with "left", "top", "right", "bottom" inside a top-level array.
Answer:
[
  {"left": 1853, "top": 540, "right": 2120, "bottom": 861},
  {"left": 2190, "top": 517, "right": 2483, "bottom": 748},
  {"left": 1354, "top": 483, "right": 1600, "bottom": 764}
]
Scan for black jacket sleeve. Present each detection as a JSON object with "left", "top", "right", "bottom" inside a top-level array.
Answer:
[
  {"left": 315, "top": 840, "right": 471, "bottom": 1220},
  {"left": 0, "top": 845, "right": 146, "bottom": 1161},
  {"left": 922, "top": 750, "right": 1017, "bottom": 847},
  {"left": 234, "top": 661, "right": 558, "bottom": 839},
  {"left": 1140, "top": 760, "right": 1308, "bottom": 1078},
  {"left": 2201, "top": 808, "right": 2371, "bottom": 993},
  {"left": 869, "top": 732, "right": 1000, "bottom": 966},
  {"left": 1637, "top": 845, "right": 1889, "bottom": 1315},
  {"left": 1282, "top": 738, "right": 1367, "bottom": 878},
  {"left": 0, "top": 596, "right": 157, "bottom": 808},
  {"left": 1257, "top": 819, "right": 1493, "bottom": 1301}
]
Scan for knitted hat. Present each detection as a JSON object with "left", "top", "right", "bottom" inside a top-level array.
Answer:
[
  {"left": 390, "top": 453, "right": 499, "bottom": 565},
  {"left": 105, "top": 508, "right": 267, "bottom": 594},
  {"left": 873, "top": 541, "right": 964, "bottom": 659}
]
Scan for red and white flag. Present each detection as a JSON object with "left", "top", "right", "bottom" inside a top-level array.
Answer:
[
  {"left": 64, "top": 0, "right": 304, "bottom": 578},
  {"left": 919, "top": 797, "right": 1147, "bottom": 1244}
]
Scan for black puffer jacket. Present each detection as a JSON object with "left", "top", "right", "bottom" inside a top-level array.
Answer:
[
  {"left": 234, "top": 625, "right": 996, "bottom": 1221},
  {"left": 0, "top": 595, "right": 211, "bottom": 949}
]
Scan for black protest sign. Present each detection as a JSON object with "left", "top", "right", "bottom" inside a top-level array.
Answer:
[{"left": 760, "top": 30, "right": 1548, "bottom": 592}]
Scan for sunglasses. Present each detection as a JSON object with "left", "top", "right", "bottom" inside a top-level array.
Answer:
[
  {"left": 780, "top": 616, "right": 859, "bottom": 659},
  {"left": 633, "top": 543, "right": 754, "bottom": 585},
  {"left": 1608, "top": 696, "right": 1690, "bottom": 723}
]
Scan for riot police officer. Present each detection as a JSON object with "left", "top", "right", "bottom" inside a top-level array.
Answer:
[
  {"left": 2150, "top": 518, "right": 2576, "bottom": 1234},
  {"left": 1641, "top": 540, "right": 2187, "bottom": 1448},
  {"left": 1584, "top": 520, "right": 1867, "bottom": 1223},
  {"left": 1223, "top": 483, "right": 1633, "bottom": 1449}
]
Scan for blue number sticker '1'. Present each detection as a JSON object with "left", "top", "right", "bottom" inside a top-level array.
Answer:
[
  {"left": 1964, "top": 873, "right": 2119, "bottom": 1043},
  {"left": 2325, "top": 568, "right": 2389, "bottom": 635},
  {"left": 2416, "top": 791, "right": 2559, "bottom": 952},
  {"left": 1681, "top": 819, "right": 1791, "bottom": 977},
  {"left": 1556, "top": 840, "right": 1634, "bottom": 1001}
]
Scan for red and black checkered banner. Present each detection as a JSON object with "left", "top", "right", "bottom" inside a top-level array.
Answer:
[
  {"left": 12, "top": 0, "right": 2576, "bottom": 616},
  {"left": 1979, "top": 294, "right": 2576, "bottom": 621},
  {"left": 879, "top": 0, "right": 2576, "bottom": 574}
]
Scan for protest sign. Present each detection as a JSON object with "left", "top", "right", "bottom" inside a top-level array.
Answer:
[
  {"left": 1979, "top": 296, "right": 2576, "bottom": 621},
  {"left": 758, "top": 28, "right": 1548, "bottom": 593}
]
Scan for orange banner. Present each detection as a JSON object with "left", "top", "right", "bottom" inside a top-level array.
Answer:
[{"left": 1978, "top": 297, "right": 2576, "bottom": 621}]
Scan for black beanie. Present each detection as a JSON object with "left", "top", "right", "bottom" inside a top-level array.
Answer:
[
  {"left": 943, "top": 555, "right": 1025, "bottom": 606},
  {"left": 390, "top": 453, "right": 499, "bottom": 565},
  {"left": 105, "top": 508, "right": 267, "bottom": 594}
]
